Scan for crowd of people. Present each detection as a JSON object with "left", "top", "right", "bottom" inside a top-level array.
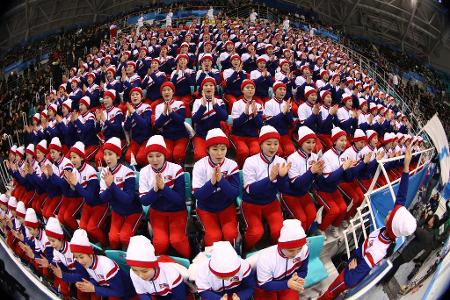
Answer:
[{"left": 0, "top": 2, "right": 437, "bottom": 300}]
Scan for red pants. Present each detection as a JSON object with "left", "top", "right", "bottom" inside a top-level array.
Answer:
[
  {"left": 58, "top": 196, "right": 84, "bottom": 232},
  {"left": 42, "top": 196, "right": 62, "bottom": 220},
  {"left": 318, "top": 133, "right": 333, "bottom": 150},
  {"left": 277, "top": 135, "right": 296, "bottom": 157},
  {"left": 197, "top": 204, "right": 238, "bottom": 247},
  {"left": 281, "top": 193, "right": 317, "bottom": 231},
  {"left": 164, "top": 138, "right": 189, "bottom": 164},
  {"left": 80, "top": 204, "right": 109, "bottom": 246},
  {"left": 193, "top": 136, "right": 208, "bottom": 162},
  {"left": 254, "top": 287, "right": 299, "bottom": 300},
  {"left": 84, "top": 145, "right": 99, "bottom": 162},
  {"left": 32, "top": 193, "right": 47, "bottom": 216},
  {"left": 14, "top": 185, "right": 26, "bottom": 203},
  {"left": 149, "top": 209, "right": 191, "bottom": 258},
  {"left": 224, "top": 94, "right": 240, "bottom": 113},
  {"left": 314, "top": 138, "right": 324, "bottom": 154},
  {"left": 21, "top": 190, "right": 36, "bottom": 207},
  {"left": 231, "top": 135, "right": 260, "bottom": 167},
  {"left": 254, "top": 96, "right": 269, "bottom": 104},
  {"left": 359, "top": 178, "right": 374, "bottom": 192},
  {"left": 317, "top": 270, "right": 347, "bottom": 300},
  {"left": 339, "top": 181, "right": 364, "bottom": 219},
  {"left": 175, "top": 95, "right": 192, "bottom": 117},
  {"left": 315, "top": 190, "right": 347, "bottom": 231},
  {"left": 109, "top": 211, "right": 142, "bottom": 249},
  {"left": 242, "top": 200, "right": 283, "bottom": 250},
  {"left": 125, "top": 140, "right": 147, "bottom": 166},
  {"left": 377, "top": 175, "right": 388, "bottom": 187},
  {"left": 6, "top": 232, "right": 25, "bottom": 259},
  {"left": 118, "top": 102, "right": 128, "bottom": 115}
]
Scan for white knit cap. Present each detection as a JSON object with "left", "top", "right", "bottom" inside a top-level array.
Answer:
[
  {"left": 396, "top": 132, "right": 404, "bottom": 141},
  {"left": 0, "top": 194, "right": 8, "bottom": 204},
  {"left": 36, "top": 139, "right": 49, "bottom": 155},
  {"left": 369, "top": 103, "right": 377, "bottom": 111},
  {"left": 16, "top": 201, "right": 26, "bottom": 218},
  {"left": 383, "top": 132, "right": 395, "bottom": 144},
  {"left": 386, "top": 206, "right": 417, "bottom": 239},
  {"left": 70, "top": 229, "right": 93, "bottom": 254},
  {"left": 145, "top": 135, "right": 168, "bottom": 156},
  {"left": 32, "top": 113, "right": 41, "bottom": 123},
  {"left": 103, "top": 137, "right": 122, "bottom": 156},
  {"left": 80, "top": 96, "right": 91, "bottom": 108},
  {"left": 366, "top": 130, "right": 377, "bottom": 141},
  {"left": 278, "top": 219, "right": 307, "bottom": 249},
  {"left": 24, "top": 208, "right": 39, "bottom": 228},
  {"left": 10, "top": 145, "right": 17, "bottom": 155},
  {"left": 70, "top": 141, "right": 86, "bottom": 159},
  {"left": 45, "top": 217, "right": 64, "bottom": 239},
  {"left": 319, "top": 90, "right": 331, "bottom": 100},
  {"left": 15, "top": 146, "right": 25, "bottom": 157},
  {"left": 26, "top": 144, "right": 35, "bottom": 156},
  {"left": 209, "top": 241, "right": 241, "bottom": 277},
  {"left": 259, "top": 125, "right": 280, "bottom": 144},
  {"left": 205, "top": 128, "right": 229, "bottom": 148},
  {"left": 8, "top": 196, "right": 17, "bottom": 210},
  {"left": 126, "top": 235, "right": 158, "bottom": 268},
  {"left": 342, "top": 93, "right": 352, "bottom": 103},
  {"left": 353, "top": 129, "right": 367, "bottom": 142},
  {"left": 49, "top": 137, "right": 63, "bottom": 152},
  {"left": 331, "top": 127, "right": 346, "bottom": 142},
  {"left": 297, "top": 126, "right": 316, "bottom": 145},
  {"left": 62, "top": 99, "right": 73, "bottom": 111},
  {"left": 304, "top": 86, "right": 317, "bottom": 99},
  {"left": 48, "top": 103, "right": 58, "bottom": 114}
]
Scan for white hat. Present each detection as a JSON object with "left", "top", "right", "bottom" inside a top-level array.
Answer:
[
  {"left": 366, "top": 130, "right": 377, "bottom": 141},
  {"left": 70, "top": 141, "right": 86, "bottom": 159},
  {"left": 145, "top": 135, "right": 168, "bottom": 156},
  {"left": 383, "top": 132, "right": 395, "bottom": 145},
  {"left": 359, "top": 98, "right": 368, "bottom": 107},
  {"left": 48, "top": 103, "right": 58, "bottom": 114},
  {"left": 10, "top": 145, "right": 17, "bottom": 155},
  {"left": 103, "top": 137, "right": 122, "bottom": 156},
  {"left": 369, "top": 103, "right": 378, "bottom": 111},
  {"left": 297, "top": 126, "right": 316, "bottom": 145},
  {"left": 80, "top": 96, "right": 91, "bottom": 108},
  {"left": 386, "top": 206, "right": 417, "bottom": 239},
  {"left": 45, "top": 217, "right": 64, "bottom": 239},
  {"left": 209, "top": 241, "right": 241, "bottom": 277},
  {"left": 342, "top": 93, "right": 352, "bottom": 103},
  {"left": 104, "top": 89, "right": 117, "bottom": 101},
  {"left": 259, "top": 125, "right": 280, "bottom": 144},
  {"left": 36, "top": 139, "right": 49, "bottom": 155},
  {"left": 24, "top": 208, "right": 39, "bottom": 228},
  {"left": 49, "top": 137, "right": 63, "bottom": 152},
  {"left": 15, "top": 146, "right": 25, "bottom": 157},
  {"left": 205, "top": 128, "right": 229, "bottom": 148},
  {"left": 70, "top": 229, "right": 93, "bottom": 254},
  {"left": 40, "top": 109, "right": 48, "bottom": 119},
  {"left": 319, "top": 90, "right": 331, "bottom": 100},
  {"left": 26, "top": 144, "right": 35, "bottom": 156},
  {"left": 126, "top": 235, "right": 158, "bottom": 268},
  {"left": 62, "top": 99, "right": 73, "bottom": 111},
  {"left": 0, "top": 194, "right": 8, "bottom": 204},
  {"left": 8, "top": 196, "right": 17, "bottom": 210},
  {"left": 278, "top": 219, "right": 307, "bottom": 249},
  {"left": 16, "top": 201, "right": 26, "bottom": 218},
  {"left": 396, "top": 132, "right": 404, "bottom": 141},
  {"left": 304, "top": 86, "right": 317, "bottom": 99},
  {"left": 32, "top": 113, "right": 41, "bottom": 123},
  {"left": 353, "top": 129, "right": 367, "bottom": 142},
  {"left": 331, "top": 127, "right": 346, "bottom": 143}
]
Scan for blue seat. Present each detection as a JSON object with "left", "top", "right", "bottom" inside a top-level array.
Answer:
[
  {"left": 304, "top": 235, "right": 328, "bottom": 288},
  {"left": 344, "top": 259, "right": 393, "bottom": 299},
  {"left": 105, "top": 250, "right": 130, "bottom": 274},
  {"left": 227, "top": 115, "right": 233, "bottom": 125},
  {"left": 169, "top": 255, "right": 190, "bottom": 268},
  {"left": 245, "top": 251, "right": 258, "bottom": 259},
  {"left": 134, "top": 171, "right": 140, "bottom": 190},
  {"left": 236, "top": 170, "right": 244, "bottom": 207},
  {"left": 185, "top": 118, "right": 192, "bottom": 126},
  {"left": 90, "top": 242, "right": 104, "bottom": 253},
  {"left": 184, "top": 172, "right": 192, "bottom": 215}
]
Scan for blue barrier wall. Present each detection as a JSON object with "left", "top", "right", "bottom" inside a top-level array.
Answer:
[
  {"left": 369, "top": 165, "right": 430, "bottom": 229},
  {"left": 128, "top": 10, "right": 208, "bottom": 25}
]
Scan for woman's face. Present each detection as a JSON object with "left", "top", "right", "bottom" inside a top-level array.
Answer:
[
  {"left": 335, "top": 136, "right": 347, "bottom": 151},
  {"left": 103, "top": 149, "right": 118, "bottom": 167},
  {"left": 208, "top": 144, "right": 227, "bottom": 164},
  {"left": 131, "top": 266, "right": 156, "bottom": 281},
  {"left": 162, "top": 86, "right": 174, "bottom": 100},
  {"left": 261, "top": 139, "right": 279, "bottom": 157},
  {"left": 147, "top": 152, "right": 164, "bottom": 169},
  {"left": 242, "top": 84, "right": 255, "bottom": 98},
  {"left": 301, "top": 138, "right": 316, "bottom": 154}
]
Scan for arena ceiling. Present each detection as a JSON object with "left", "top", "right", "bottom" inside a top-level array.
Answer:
[{"left": 0, "top": 0, "right": 449, "bottom": 70}]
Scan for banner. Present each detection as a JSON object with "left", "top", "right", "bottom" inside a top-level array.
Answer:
[{"left": 423, "top": 114, "right": 450, "bottom": 185}]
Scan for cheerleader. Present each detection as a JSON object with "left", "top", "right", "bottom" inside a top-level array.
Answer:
[
  {"left": 99, "top": 137, "right": 143, "bottom": 249},
  {"left": 138, "top": 135, "right": 191, "bottom": 258},
  {"left": 281, "top": 126, "right": 324, "bottom": 232},
  {"left": 192, "top": 128, "right": 240, "bottom": 247},
  {"left": 242, "top": 125, "right": 291, "bottom": 250}
]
